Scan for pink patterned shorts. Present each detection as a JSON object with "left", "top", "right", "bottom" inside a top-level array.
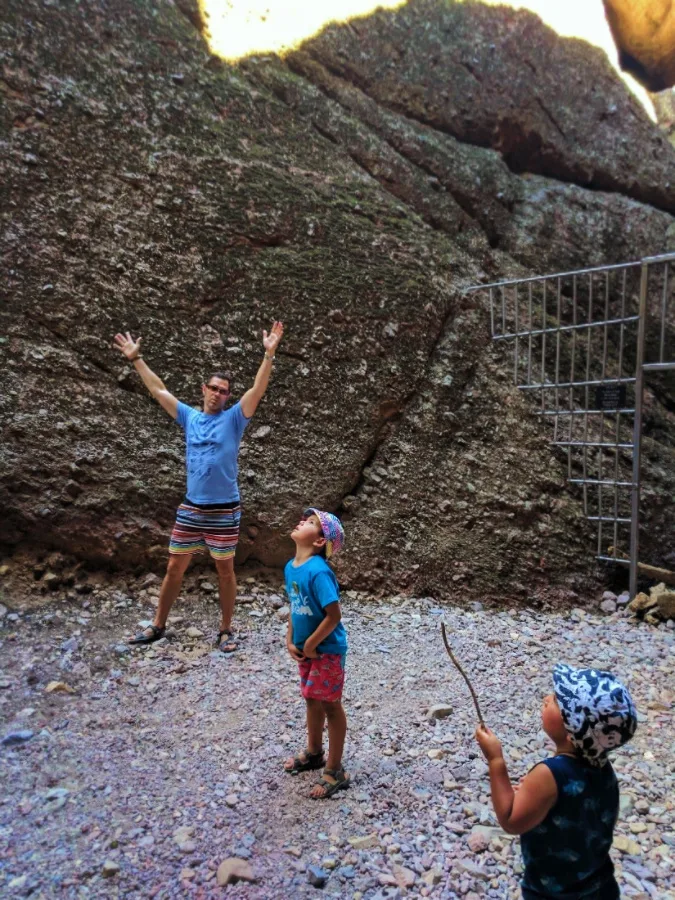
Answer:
[{"left": 298, "top": 653, "right": 346, "bottom": 702}]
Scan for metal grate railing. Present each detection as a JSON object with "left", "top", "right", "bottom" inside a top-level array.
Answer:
[{"left": 466, "top": 252, "right": 675, "bottom": 597}]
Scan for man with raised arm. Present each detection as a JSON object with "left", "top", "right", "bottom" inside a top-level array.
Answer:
[{"left": 113, "top": 322, "right": 284, "bottom": 652}]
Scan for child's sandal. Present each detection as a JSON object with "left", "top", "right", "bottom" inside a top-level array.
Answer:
[
  {"left": 310, "top": 767, "right": 350, "bottom": 799},
  {"left": 283, "top": 749, "right": 326, "bottom": 774}
]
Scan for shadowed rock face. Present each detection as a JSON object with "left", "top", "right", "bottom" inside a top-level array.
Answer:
[
  {"left": 1, "top": 0, "right": 674, "bottom": 601},
  {"left": 652, "top": 88, "right": 675, "bottom": 148},
  {"left": 604, "top": 0, "right": 675, "bottom": 92}
]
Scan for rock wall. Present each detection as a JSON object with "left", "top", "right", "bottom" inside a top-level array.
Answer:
[{"left": 2, "top": 0, "right": 674, "bottom": 602}]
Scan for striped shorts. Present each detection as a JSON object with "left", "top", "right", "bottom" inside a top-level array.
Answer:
[{"left": 169, "top": 499, "right": 241, "bottom": 560}]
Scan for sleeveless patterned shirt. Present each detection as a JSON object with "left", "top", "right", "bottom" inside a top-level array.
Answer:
[{"left": 520, "top": 754, "right": 620, "bottom": 899}]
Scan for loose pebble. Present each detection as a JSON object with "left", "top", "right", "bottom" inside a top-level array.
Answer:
[{"left": 216, "top": 857, "right": 256, "bottom": 885}]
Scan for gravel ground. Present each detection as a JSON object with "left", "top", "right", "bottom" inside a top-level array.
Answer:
[{"left": 1, "top": 579, "right": 674, "bottom": 899}]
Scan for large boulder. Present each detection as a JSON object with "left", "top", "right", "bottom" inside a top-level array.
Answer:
[
  {"left": 1, "top": 0, "right": 674, "bottom": 599},
  {"left": 604, "top": 0, "right": 675, "bottom": 92},
  {"left": 289, "top": 0, "right": 675, "bottom": 212}
]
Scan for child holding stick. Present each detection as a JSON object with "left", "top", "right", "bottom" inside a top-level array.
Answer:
[{"left": 476, "top": 664, "right": 637, "bottom": 899}]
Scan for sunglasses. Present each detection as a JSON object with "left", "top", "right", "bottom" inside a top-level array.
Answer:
[{"left": 206, "top": 384, "right": 230, "bottom": 396}]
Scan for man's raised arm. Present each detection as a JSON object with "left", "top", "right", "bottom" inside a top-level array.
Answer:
[
  {"left": 240, "top": 320, "right": 284, "bottom": 419},
  {"left": 113, "top": 331, "right": 179, "bottom": 419}
]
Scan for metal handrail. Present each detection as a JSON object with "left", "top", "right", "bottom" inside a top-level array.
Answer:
[
  {"left": 492, "top": 316, "right": 639, "bottom": 341},
  {"left": 464, "top": 260, "right": 641, "bottom": 292}
]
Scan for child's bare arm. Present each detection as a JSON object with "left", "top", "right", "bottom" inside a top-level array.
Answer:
[
  {"left": 476, "top": 726, "right": 558, "bottom": 835},
  {"left": 303, "top": 602, "right": 341, "bottom": 658},
  {"left": 286, "top": 620, "right": 304, "bottom": 661},
  {"left": 488, "top": 758, "right": 557, "bottom": 834}
]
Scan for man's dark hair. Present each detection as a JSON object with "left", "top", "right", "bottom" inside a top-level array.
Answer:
[{"left": 207, "top": 372, "right": 233, "bottom": 390}]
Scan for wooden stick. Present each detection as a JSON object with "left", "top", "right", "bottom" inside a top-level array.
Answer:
[
  {"left": 637, "top": 564, "right": 675, "bottom": 586},
  {"left": 607, "top": 547, "right": 675, "bottom": 586},
  {"left": 441, "top": 622, "right": 485, "bottom": 727}
]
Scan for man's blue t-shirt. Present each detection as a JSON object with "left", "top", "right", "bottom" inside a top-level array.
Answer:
[
  {"left": 285, "top": 556, "right": 347, "bottom": 657},
  {"left": 176, "top": 401, "right": 250, "bottom": 504}
]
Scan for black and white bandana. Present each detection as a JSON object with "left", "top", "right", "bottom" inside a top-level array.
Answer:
[{"left": 553, "top": 663, "right": 637, "bottom": 767}]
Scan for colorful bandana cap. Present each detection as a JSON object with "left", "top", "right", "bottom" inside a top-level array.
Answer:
[
  {"left": 303, "top": 508, "right": 345, "bottom": 559},
  {"left": 553, "top": 663, "right": 637, "bottom": 767}
]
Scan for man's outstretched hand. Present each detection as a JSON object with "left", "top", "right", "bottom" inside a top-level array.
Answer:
[
  {"left": 263, "top": 321, "right": 284, "bottom": 356},
  {"left": 114, "top": 331, "right": 142, "bottom": 361}
]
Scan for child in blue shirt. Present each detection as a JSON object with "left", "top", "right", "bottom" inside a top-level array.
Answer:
[
  {"left": 282, "top": 508, "right": 349, "bottom": 799},
  {"left": 476, "top": 664, "right": 637, "bottom": 899}
]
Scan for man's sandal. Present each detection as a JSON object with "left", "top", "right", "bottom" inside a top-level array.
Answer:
[
  {"left": 283, "top": 749, "right": 326, "bottom": 774},
  {"left": 310, "top": 767, "right": 350, "bottom": 799},
  {"left": 216, "top": 629, "right": 239, "bottom": 653},
  {"left": 128, "top": 624, "right": 166, "bottom": 645}
]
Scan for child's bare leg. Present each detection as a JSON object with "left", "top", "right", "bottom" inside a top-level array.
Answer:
[
  {"left": 306, "top": 698, "right": 326, "bottom": 754},
  {"left": 283, "top": 698, "right": 326, "bottom": 771},
  {"left": 308, "top": 700, "right": 348, "bottom": 798},
  {"left": 323, "top": 700, "right": 347, "bottom": 770}
]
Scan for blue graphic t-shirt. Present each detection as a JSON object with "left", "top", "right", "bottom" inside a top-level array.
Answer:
[
  {"left": 520, "top": 754, "right": 619, "bottom": 900},
  {"left": 176, "top": 401, "right": 250, "bottom": 504},
  {"left": 284, "top": 556, "right": 347, "bottom": 657}
]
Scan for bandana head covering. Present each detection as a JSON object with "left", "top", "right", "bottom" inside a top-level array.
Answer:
[
  {"left": 303, "top": 508, "right": 345, "bottom": 558},
  {"left": 553, "top": 663, "right": 637, "bottom": 767}
]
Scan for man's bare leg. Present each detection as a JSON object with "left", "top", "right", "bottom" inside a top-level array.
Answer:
[
  {"left": 214, "top": 556, "right": 237, "bottom": 650},
  {"left": 153, "top": 553, "right": 192, "bottom": 629}
]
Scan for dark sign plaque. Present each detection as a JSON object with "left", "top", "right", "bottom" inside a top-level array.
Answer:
[{"left": 594, "top": 383, "right": 627, "bottom": 411}]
